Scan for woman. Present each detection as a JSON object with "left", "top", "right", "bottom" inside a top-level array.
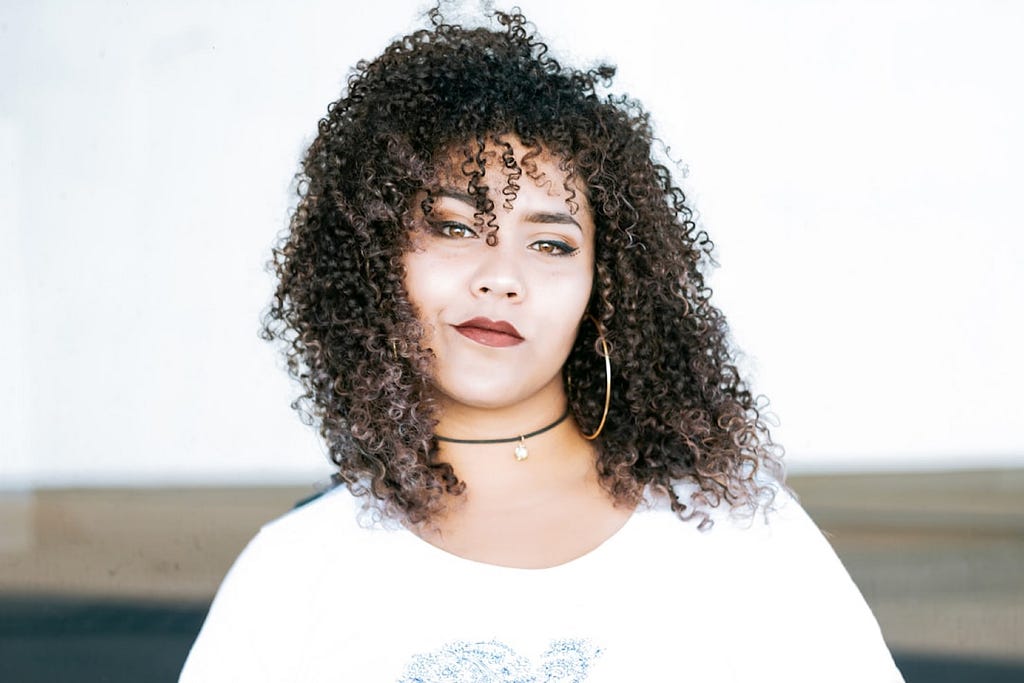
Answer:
[{"left": 181, "top": 7, "right": 903, "bottom": 681}]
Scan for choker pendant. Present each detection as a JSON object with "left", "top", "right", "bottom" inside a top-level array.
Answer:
[{"left": 514, "top": 436, "right": 529, "bottom": 461}]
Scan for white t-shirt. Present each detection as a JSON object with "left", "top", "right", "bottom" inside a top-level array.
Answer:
[{"left": 180, "top": 481, "right": 904, "bottom": 682}]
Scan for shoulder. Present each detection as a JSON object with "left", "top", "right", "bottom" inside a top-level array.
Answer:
[
  {"left": 647, "top": 478, "right": 903, "bottom": 681},
  {"left": 645, "top": 477, "right": 859, "bottom": 583},
  {"left": 179, "top": 486, "right": 381, "bottom": 681},
  {"left": 259, "top": 483, "right": 369, "bottom": 541},
  {"left": 218, "top": 484, "right": 400, "bottom": 587},
  {"left": 644, "top": 476, "right": 799, "bottom": 532},
  {"left": 191, "top": 484, "right": 366, "bottom": 608}
]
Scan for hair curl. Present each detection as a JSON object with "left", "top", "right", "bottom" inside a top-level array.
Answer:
[{"left": 260, "top": 6, "right": 786, "bottom": 529}]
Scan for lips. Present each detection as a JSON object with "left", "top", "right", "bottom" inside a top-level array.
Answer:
[{"left": 454, "top": 317, "right": 524, "bottom": 348}]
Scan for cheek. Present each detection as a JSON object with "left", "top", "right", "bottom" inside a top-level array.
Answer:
[
  {"left": 401, "top": 254, "right": 438, "bottom": 351},
  {"left": 540, "top": 268, "right": 593, "bottom": 341},
  {"left": 565, "top": 258, "right": 595, "bottom": 312},
  {"left": 401, "top": 249, "right": 464, "bottom": 335},
  {"left": 401, "top": 251, "right": 432, "bottom": 313},
  {"left": 580, "top": 262, "right": 596, "bottom": 304}
]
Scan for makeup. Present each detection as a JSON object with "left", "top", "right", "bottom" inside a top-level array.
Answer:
[{"left": 454, "top": 317, "right": 524, "bottom": 348}]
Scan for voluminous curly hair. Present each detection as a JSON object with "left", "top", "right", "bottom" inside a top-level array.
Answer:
[{"left": 260, "top": 6, "right": 786, "bottom": 528}]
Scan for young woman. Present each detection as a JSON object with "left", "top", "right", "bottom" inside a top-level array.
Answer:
[{"left": 181, "top": 7, "right": 904, "bottom": 681}]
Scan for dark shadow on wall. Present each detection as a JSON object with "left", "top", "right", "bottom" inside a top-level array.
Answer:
[
  {"left": 0, "top": 596, "right": 205, "bottom": 683},
  {"left": 1, "top": 596, "right": 1023, "bottom": 683}
]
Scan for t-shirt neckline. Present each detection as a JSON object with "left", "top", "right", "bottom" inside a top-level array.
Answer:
[{"left": 392, "top": 489, "right": 659, "bottom": 575}]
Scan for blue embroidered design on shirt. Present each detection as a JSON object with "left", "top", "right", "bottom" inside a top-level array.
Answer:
[{"left": 399, "top": 638, "right": 602, "bottom": 682}]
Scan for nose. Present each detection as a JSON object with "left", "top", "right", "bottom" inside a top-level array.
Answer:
[{"left": 471, "top": 240, "right": 525, "bottom": 300}]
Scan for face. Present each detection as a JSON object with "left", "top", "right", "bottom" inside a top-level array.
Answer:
[{"left": 402, "top": 139, "right": 596, "bottom": 411}]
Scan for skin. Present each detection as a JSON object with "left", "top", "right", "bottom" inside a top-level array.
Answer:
[{"left": 402, "top": 138, "right": 635, "bottom": 568}]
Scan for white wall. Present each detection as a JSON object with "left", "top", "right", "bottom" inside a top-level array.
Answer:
[{"left": 2, "top": 0, "right": 1021, "bottom": 487}]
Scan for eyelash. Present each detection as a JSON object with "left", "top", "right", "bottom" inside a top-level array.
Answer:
[
  {"left": 431, "top": 221, "right": 479, "bottom": 240},
  {"left": 428, "top": 221, "right": 579, "bottom": 257},
  {"left": 531, "top": 240, "right": 578, "bottom": 257}
]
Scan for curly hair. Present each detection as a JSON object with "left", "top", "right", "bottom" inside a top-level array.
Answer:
[{"left": 260, "top": 6, "right": 786, "bottom": 529}]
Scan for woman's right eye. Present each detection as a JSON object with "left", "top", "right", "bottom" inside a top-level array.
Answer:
[{"left": 432, "top": 221, "right": 479, "bottom": 239}]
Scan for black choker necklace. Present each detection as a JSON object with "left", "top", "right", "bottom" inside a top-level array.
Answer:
[{"left": 434, "top": 408, "right": 571, "bottom": 461}]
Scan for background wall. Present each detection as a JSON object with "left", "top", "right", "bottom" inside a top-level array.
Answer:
[{"left": 2, "top": 0, "right": 1022, "bottom": 488}]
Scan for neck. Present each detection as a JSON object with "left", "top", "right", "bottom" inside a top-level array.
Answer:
[
  {"left": 435, "top": 407, "right": 570, "bottom": 447},
  {"left": 433, "top": 394, "right": 598, "bottom": 513}
]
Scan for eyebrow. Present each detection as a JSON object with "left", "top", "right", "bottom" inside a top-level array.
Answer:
[
  {"left": 434, "top": 188, "right": 477, "bottom": 205},
  {"left": 432, "top": 189, "right": 583, "bottom": 232},
  {"left": 523, "top": 211, "right": 582, "bottom": 231}
]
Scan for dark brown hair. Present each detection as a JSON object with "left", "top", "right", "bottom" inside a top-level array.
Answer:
[{"left": 260, "top": 7, "right": 785, "bottom": 528}]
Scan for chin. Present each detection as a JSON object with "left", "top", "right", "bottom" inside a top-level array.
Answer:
[
  {"left": 435, "top": 377, "right": 531, "bottom": 410},
  {"left": 441, "top": 389, "right": 527, "bottom": 411},
  {"left": 436, "top": 373, "right": 565, "bottom": 412}
]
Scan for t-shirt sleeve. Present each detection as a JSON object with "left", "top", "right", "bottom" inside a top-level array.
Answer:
[
  {"left": 178, "top": 528, "right": 270, "bottom": 681},
  {"left": 178, "top": 520, "right": 327, "bottom": 682},
  {"left": 731, "top": 487, "right": 905, "bottom": 682}
]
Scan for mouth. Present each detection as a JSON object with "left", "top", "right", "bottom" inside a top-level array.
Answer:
[{"left": 453, "top": 317, "right": 524, "bottom": 348}]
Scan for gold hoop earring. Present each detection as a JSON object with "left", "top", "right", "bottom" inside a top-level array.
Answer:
[{"left": 578, "top": 314, "right": 611, "bottom": 441}]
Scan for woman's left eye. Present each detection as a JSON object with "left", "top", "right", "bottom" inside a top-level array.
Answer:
[{"left": 530, "top": 240, "right": 578, "bottom": 257}]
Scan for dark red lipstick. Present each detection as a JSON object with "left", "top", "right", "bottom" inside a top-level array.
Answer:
[{"left": 454, "top": 317, "right": 524, "bottom": 348}]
